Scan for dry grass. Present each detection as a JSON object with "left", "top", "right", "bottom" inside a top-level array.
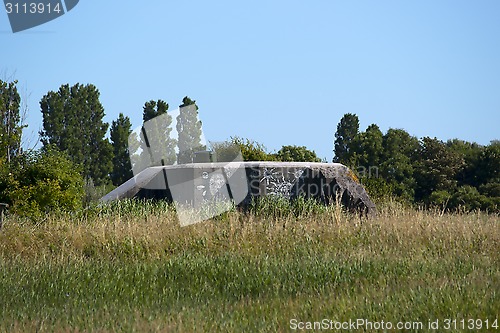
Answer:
[
  {"left": 0, "top": 199, "right": 498, "bottom": 332},
  {"left": 1, "top": 200, "right": 497, "bottom": 262}
]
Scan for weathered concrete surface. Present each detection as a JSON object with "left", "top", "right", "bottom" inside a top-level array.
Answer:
[{"left": 101, "top": 162, "right": 376, "bottom": 215}]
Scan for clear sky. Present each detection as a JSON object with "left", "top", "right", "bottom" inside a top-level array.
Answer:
[{"left": 2, "top": 1, "right": 499, "bottom": 161}]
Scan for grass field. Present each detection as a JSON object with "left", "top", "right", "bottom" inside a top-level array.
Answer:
[{"left": 0, "top": 199, "right": 498, "bottom": 332}]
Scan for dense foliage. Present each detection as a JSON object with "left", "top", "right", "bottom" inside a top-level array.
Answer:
[
  {"left": 141, "top": 100, "right": 177, "bottom": 167},
  {"left": 333, "top": 113, "right": 499, "bottom": 212},
  {"left": 110, "top": 113, "right": 133, "bottom": 186},
  {"left": 176, "top": 96, "right": 204, "bottom": 164},
  {"left": 40, "top": 83, "right": 112, "bottom": 185},
  {"left": 333, "top": 113, "right": 359, "bottom": 164},
  {"left": 0, "top": 78, "right": 497, "bottom": 217},
  {"left": 0, "top": 148, "right": 84, "bottom": 218},
  {"left": 229, "top": 136, "right": 276, "bottom": 161},
  {"left": 0, "top": 80, "right": 24, "bottom": 162},
  {"left": 214, "top": 138, "right": 322, "bottom": 163},
  {"left": 274, "top": 145, "right": 322, "bottom": 162}
]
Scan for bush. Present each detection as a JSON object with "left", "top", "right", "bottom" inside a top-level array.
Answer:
[
  {"left": 479, "top": 182, "right": 500, "bottom": 198},
  {"left": 429, "top": 190, "right": 452, "bottom": 208},
  {"left": 274, "top": 145, "right": 322, "bottom": 162},
  {"left": 229, "top": 137, "right": 276, "bottom": 161},
  {"left": 425, "top": 186, "right": 499, "bottom": 213},
  {"left": 361, "top": 177, "right": 394, "bottom": 203},
  {"left": 0, "top": 148, "right": 84, "bottom": 219},
  {"left": 210, "top": 140, "right": 243, "bottom": 162}
]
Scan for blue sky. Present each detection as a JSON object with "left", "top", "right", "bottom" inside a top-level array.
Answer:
[{"left": 2, "top": 1, "right": 499, "bottom": 161}]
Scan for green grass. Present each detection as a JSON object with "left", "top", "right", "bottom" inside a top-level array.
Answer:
[{"left": 0, "top": 199, "right": 498, "bottom": 332}]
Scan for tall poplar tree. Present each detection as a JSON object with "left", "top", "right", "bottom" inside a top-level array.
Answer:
[
  {"left": 140, "top": 99, "right": 177, "bottom": 167},
  {"left": 0, "top": 79, "right": 23, "bottom": 163},
  {"left": 40, "top": 83, "right": 112, "bottom": 185},
  {"left": 333, "top": 113, "right": 359, "bottom": 165},
  {"left": 176, "top": 96, "right": 204, "bottom": 164},
  {"left": 110, "top": 113, "right": 133, "bottom": 185}
]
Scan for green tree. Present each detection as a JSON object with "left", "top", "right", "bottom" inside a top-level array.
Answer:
[
  {"left": 383, "top": 128, "right": 420, "bottom": 159},
  {"left": 39, "top": 83, "right": 112, "bottom": 185},
  {"left": 333, "top": 113, "right": 359, "bottom": 165},
  {"left": 0, "top": 147, "right": 84, "bottom": 219},
  {"left": 176, "top": 96, "right": 204, "bottom": 164},
  {"left": 446, "top": 139, "right": 483, "bottom": 187},
  {"left": 143, "top": 99, "right": 168, "bottom": 122},
  {"left": 448, "top": 185, "right": 486, "bottom": 212},
  {"left": 351, "top": 124, "right": 384, "bottom": 171},
  {"left": 110, "top": 113, "right": 133, "bottom": 186},
  {"left": 380, "top": 128, "right": 420, "bottom": 202},
  {"left": 274, "top": 145, "right": 321, "bottom": 162},
  {"left": 475, "top": 140, "right": 499, "bottom": 186},
  {"left": 139, "top": 100, "right": 177, "bottom": 167},
  {"left": 475, "top": 141, "right": 500, "bottom": 211},
  {"left": 232, "top": 137, "right": 275, "bottom": 161},
  {"left": 414, "top": 137, "right": 465, "bottom": 202},
  {"left": 0, "top": 79, "right": 23, "bottom": 163},
  {"left": 210, "top": 140, "right": 242, "bottom": 162},
  {"left": 211, "top": 137, "right": 277, "bottom": 162}
]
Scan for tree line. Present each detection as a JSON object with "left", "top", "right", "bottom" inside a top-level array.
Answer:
[
  {"left": 333, "top": 113, "right": 499, "bottom": 212},
  {"left": 38, "top": 84, "right": 204, "bottom": 186},
  {"left": 0, "top": 81, "right": 206, "bottom": 217},
  {"left": 0, "top": 79, "right": 498, "bottom": 217}
]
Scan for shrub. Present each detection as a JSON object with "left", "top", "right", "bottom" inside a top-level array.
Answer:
[
  {"left": 429, "top": 190, "right": 452, "bottom": 208},
  {"left": 274, "top": 145, "right": 322, "bottom": 162},
  {"left": 0, "top": 148, "right": 84, "bottom": 219},
  {"left": 360, "top": 177, "right": 394, "bottom": 203},
  {"left": 229, "top": 137, "right": 276, "bottom": 161}
]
